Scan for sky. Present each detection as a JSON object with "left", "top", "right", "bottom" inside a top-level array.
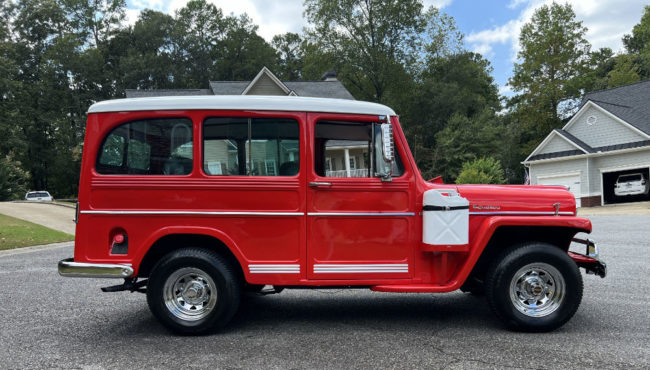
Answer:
[{"left": 124, "top": 0, "right": 648, "bottom": 96}]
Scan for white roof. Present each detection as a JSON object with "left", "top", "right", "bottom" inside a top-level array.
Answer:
[{"left": 88, "top": 95, "right": 396, "bottom": 116}]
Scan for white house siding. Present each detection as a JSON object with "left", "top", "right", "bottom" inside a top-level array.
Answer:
[
  {"left": 566, "top": 106, "right": 647, "bottom": 147},
  {"left": 590, "top": 149, "right": 650, "bottom": 194},
  {"left": 246, "top": 74, "right": 287, "bottom": 96},
  {"left": 538, "top": 135, "right": 577, "bottom": 155},
  {"left": 530, "top": 158, "right": 589, "bottom": 196}
]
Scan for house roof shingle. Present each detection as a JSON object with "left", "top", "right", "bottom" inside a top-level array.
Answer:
[{"left": 582, "top": 80, "right": 650, "bottom": 136}]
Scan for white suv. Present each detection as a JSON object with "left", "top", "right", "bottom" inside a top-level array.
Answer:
[
  {"left": 24, "top": 191, "right": 53, "bottom": 202},
  {"left": 614, "top": 173, "right": 649, "bottom": 197}
]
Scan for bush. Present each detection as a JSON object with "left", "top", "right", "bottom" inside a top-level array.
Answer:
[
  {"left": 0, "top": 154, "right": 30, "bottom": 201},
  {"left": 455, "top": 157, "right": 506, "bottom": 185}
]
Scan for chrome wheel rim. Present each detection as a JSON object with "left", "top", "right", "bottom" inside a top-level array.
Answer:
[
  {"left": 509, "top": 263, "right": 565, "bottom": 317},
  {"left": 163, "top": 267, "right": 217, "bottom": 321}
]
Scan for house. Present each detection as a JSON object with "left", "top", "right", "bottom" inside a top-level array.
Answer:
[
  {"left": 523, "top": 80, "right": 650, "bottom": 207},
  {"left": 125, "top": 66, "right": 355, "bottom": 100},
  {"left": 126, "top": 67, "right": 372, "bottom": 177}
]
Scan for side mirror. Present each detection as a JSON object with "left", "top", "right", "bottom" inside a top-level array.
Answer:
[
  {"left": 376, "top": 123, "right": 394, "bottom": 181},
  {"left": 381, "top": 123, "right": 395, "bottom": 162}
]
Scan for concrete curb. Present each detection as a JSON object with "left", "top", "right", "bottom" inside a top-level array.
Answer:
[{"left": 0, "top": 241, "right": 74, "bottom": 257}]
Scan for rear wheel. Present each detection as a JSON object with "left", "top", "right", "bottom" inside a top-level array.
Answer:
[
  {"left": 486, "top": 243, "right": 583, "bottom": 332},
  {"left": 147, "top": 248, "right": 241, "bottom": 335}
]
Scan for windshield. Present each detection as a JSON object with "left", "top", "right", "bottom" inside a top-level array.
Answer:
[{"left": 618, "top": 174, "right": 643, "bottom": 182}]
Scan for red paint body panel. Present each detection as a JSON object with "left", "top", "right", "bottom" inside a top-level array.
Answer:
[{"left": 74, "top": 106, "right": 593, "bottom": 290}]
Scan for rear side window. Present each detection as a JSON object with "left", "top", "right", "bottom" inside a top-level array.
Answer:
[
  {"left": 203, "top": 117, "right": 300, "bottom": 176},
  {"left": 97, "top": 118, "right": 193, "bottom": 175}
]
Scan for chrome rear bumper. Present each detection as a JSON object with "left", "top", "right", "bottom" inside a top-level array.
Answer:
[{"left": 58, "top": 258, "right": 134, "bottom": 278}]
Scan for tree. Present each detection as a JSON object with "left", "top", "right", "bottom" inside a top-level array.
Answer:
[
  {"left": 455, "top": 157, "right": 506, "bottom": 185},
  {"left": 509, "top": 2, "right": 590, "bottom": 150},
  {"left": 404, "top": 52, "right": 500, "bottom": 179},
  {"left": 272, "top": 32, "right": 304, "bottom": 80},
  {"left": 623, "top": 5, "right": 650, "bottom": 54},
  {"left": 606, "top": 54, "right": 640, "bottom": 88},
  {"left": 431, "top": 108, "right": 502, "bottom": 182},
  {"left": 0, "top": 154, "right": 30, "bottom": 201},
  {"left": 304, "top": 0, "right": 426, "bottom": 102}
]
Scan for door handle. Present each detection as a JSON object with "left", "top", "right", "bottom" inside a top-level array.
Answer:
[{"left": 309, "top": 182, "right": 332, "bottom": 187}]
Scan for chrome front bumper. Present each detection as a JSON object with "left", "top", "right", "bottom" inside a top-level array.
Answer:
[
  {"left": 569, "top": 238, "right": 607, "bottom": 278},
  {"left": 58, "top": 258, "right": 134, "bottom": 278}
]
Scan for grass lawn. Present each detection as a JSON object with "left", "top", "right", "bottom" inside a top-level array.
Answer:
[{"left": 0, "top": 214, "right": 74, "bottom": 250}]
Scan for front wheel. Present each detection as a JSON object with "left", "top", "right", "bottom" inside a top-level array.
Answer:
[
  {"left": 147, "top": 248, "right": 241, "bottom": 335},
  {"left": 486, "top": 243, "right": 583, "bottom": 332}
]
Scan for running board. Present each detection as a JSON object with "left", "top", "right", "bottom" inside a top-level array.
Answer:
[{"left": 371, "top": 284, "right": 452, "bottom": 293}]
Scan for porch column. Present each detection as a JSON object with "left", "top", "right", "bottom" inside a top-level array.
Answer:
[{"left": 344, "top": 148, "right": 351, "bottom": 177}]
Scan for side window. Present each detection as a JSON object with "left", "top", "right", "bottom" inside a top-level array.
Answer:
[
  {"left": 96, "top": 118, "right": 193, "bottom": 175},
  {"left": 314, "top": 120, "right": 403, "bottom": 178},
  {"left": 203, "top": 117, "right": 300, "bottom": 176}
]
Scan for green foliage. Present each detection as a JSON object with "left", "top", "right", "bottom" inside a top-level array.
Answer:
[
  {"left": 405, "top": 52, "right": 500, "bottom": 179},
  {"left": 455, "top": 157, "right": 506, "bottom": 185},
  {"left": 0, "top": 154, "right": 31, "bottom": 201},
  {"left": 432, "top": 108, "right": 503, "bottom": 182},
  {"left": 606, "top": 54, "right": 640, "bottom": 88},
  {"left": 509, "top": 3, "right": 590, "bottom": 144},
  {"left": 304, "top": 0, "right": 426, "bottom": 102},
  {"left": 623, "top": 5, "right": 650, "bottom": 54}
]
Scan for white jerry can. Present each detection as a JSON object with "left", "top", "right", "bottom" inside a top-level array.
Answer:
[{"left": 422, "top": 189, "right": 469, "bottom": 246}]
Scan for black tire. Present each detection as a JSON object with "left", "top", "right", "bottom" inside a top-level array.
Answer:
[
  {"left": 485, "top": 243, "right": 583, "bottom": 332},
  {"left": 146, "top": 248, "right": 241, "bottom": 335}
]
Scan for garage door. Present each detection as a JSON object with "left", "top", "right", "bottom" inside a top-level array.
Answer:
[{"left": 538, "top": 174, "right": 582, "bottom": 207}]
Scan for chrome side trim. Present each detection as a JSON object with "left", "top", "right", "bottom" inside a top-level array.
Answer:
[
  {"left": 469, "top": 211, "right": 575, "bottom": 216},
  {"left": 58, "top": 258, "right": 134, "bottom": 278},
  {"left": 307, "top": 212, "right": 415, "bottom": 216},
  {"left": 248, "top": 264, "right": 300, "bottom": 274},
  {"left": 314, "top": 264, "right": 409, "bottom": 273},
  {"left": 81, "top": 210, "right": 304, "bottom": 216}
]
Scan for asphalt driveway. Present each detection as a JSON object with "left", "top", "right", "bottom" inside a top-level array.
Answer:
[{"left": 0, "top": 215, "right": 648, "bottom": 368}]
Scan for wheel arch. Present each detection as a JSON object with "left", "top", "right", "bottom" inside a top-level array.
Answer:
[
  {"left": 135, "top": 227, "right": 246, "bottom": 283},
  {"left": 458, "top": 216, "right": 591, "bottom": 290}
]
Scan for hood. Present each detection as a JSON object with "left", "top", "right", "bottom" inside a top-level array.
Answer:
[{"left": 428, "top": 184, "right": 577, "bottom": 216}]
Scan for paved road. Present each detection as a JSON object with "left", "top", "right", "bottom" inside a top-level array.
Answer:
[
  {"left": 0, "top": 202, "right": 75, "bottom": 235},
  {"left": 0, "top": 215, "right": 648, "bottom": 369}
]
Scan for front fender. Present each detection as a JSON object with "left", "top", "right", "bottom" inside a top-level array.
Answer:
[{"left": 449, "top": 216, "right": 592, "bottom": 290}]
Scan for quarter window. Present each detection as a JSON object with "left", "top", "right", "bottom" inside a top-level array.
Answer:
[
  {"left": 203, "top": 117, "right": 300, "bottom": 176},
  {"left": 96, "top": 118, "right": 193, "bottom": 175}
]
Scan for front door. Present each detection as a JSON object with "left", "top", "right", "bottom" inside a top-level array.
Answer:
[{"left": 306, "top": 113, "right": 416, "bottom": 280}]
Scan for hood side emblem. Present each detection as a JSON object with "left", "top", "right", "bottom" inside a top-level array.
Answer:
[
  {"left": 472, "top": 204, "right": 501, "bottom": 210},
  {"left": 553, "top": 202, "right": 560, "bottom": 216}
]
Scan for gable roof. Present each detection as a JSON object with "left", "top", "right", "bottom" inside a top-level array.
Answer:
[
  {"left": 581, "top": 80, "right": 650, "bottom": 135},
  {"left": 525, "top": 127, "right": 650, "bottom": 162},
  {"left": 241, "top": 66, "right": 291, "bottom": 95},
  {"left": 553, "top": 129, "right": 595, "bottom": 153}
]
